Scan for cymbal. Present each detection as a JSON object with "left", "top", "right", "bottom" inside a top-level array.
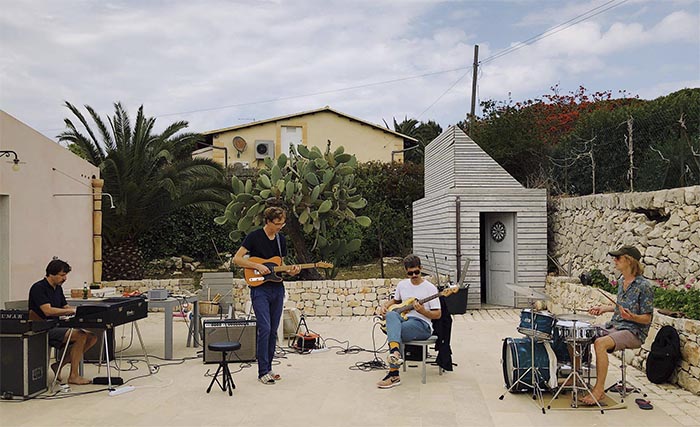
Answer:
[
  {"left": 504, "top": 284, "right": 550, "bottom": 300},
  {"left": 557, "top": 312, "right": 594, "bottom": 322}
]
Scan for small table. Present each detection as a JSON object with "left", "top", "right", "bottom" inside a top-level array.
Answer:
[
  {"left": 147, "top": 296, "right": 199, "bottom": 360},
  {"left": 67, "top": 296, "right": 199, "bottom": 360}
]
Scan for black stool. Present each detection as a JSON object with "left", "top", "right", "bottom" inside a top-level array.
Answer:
[{"left": 206, "top": 341, "right": 240, "bottom": 396}]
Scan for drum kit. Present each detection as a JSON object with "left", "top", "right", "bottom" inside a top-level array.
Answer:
[{"left": 499, "top": 284, "right": 605, "bottom": 414}]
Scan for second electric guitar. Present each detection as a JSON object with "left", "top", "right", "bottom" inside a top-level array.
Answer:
[
  {"left": 244, "top": 256, "right": 333, "bottom": 286},
  {"left": 379, "top": 286, "right": 459, "bottom": 332}
]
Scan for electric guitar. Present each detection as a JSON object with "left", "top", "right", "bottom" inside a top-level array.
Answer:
[
  {"left": 244, "top": 256, "right": 333, "bottom": 286},
  {"left": 378, "top": 286, "right": 460, "bottom": 333}
]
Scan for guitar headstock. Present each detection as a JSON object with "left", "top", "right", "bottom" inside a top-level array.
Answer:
[
  {"left": 441, "top": 286, "right": 460, "bottom": 297},
  {"left": 315, "top": 261, "right": 334, "bottom": 269}
]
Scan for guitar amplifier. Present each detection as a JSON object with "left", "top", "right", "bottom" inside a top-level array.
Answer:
[{"left": 203, "top": 319, "right": 257, "bottom": 363}]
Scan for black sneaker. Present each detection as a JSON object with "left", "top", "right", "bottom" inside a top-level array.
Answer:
[{"left": 377, "top": 372, "right": 401, "bottom": 389}]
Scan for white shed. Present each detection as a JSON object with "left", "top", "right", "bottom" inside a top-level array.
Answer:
[{"left": 413, "top": 126, "right": 547, "bottom": 309}]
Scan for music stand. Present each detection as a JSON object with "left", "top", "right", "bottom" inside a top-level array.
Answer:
[{"left": 499, "top": 284, "right": 551, "bottom": 414}]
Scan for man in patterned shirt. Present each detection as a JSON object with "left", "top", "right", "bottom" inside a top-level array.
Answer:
[{"left": 583, "top": 245, "right": 654, "bottom": 405}]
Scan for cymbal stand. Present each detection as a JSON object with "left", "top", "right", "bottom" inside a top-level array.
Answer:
[
  {"left": 546, "top": 319, "right": 604, "bottom": 414},
  {"left": 499, "top": 307, "right": 548, "bottom": 414}
]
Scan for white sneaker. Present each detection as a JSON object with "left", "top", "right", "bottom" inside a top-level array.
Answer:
[{"left": 387, "top": 350, "right": 403, "bottom": 367}]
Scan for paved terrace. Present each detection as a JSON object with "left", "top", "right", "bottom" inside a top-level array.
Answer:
[{"left": 1, "top": 310, "right": 698, "bottom": 427}]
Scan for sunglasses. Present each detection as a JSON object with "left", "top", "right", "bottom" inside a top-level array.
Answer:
[{"left": 406, "top": 269, "right": 421, "bottom": 276}]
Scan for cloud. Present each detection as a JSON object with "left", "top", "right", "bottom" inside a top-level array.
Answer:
[{"left": 0, "top": 0, "right": 697, "bottom": 138}]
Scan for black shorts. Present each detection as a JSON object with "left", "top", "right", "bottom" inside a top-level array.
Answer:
[{"left": 48, "top": 327, "right": 69, "bottom": 348}]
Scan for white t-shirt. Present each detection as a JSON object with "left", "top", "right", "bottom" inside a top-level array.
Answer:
[{"left": 393, "top": 278, "right": 440, "bottom": 328}]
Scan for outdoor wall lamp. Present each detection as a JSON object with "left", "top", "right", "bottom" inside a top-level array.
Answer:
[
  {"left": 53, "top": 193, "right": 116, "bottom": 209},
  {"left": 1, "top": 150, "right": 21, "bottom": 171}
]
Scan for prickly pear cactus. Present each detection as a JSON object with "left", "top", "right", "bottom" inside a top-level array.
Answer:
[{"left": 215, "top": 143, "right": 371, "bottom": 273}]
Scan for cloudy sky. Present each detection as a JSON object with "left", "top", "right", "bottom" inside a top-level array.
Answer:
[{"left": 1, "top": 0, "right": 698, "bottom": 141}]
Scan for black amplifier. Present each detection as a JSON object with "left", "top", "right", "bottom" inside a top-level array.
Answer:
[
  {"left": 202, "top": 319, "right": 257, "bottom": 363},
  {"left": 0, "top": 310, "right": 56, "bottom": 334},
  {"left": 0, "top": 331, "right": 48, "bottom": 400}
]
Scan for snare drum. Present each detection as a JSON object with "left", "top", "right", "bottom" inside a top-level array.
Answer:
[
  {"left": 517, "top": 309, "right": 556, "bottom": 339},
  {"left": 554, "top": 320, "right": 597, "bottom": 343}
]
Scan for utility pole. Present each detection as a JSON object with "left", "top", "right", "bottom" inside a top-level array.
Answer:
[{"left": 469, "top": 44, "right": 479, "bottom": 134}]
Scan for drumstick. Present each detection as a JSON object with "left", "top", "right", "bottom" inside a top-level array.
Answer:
[{"left": 596, "top": 288, "right": 622, "bottom": 309}]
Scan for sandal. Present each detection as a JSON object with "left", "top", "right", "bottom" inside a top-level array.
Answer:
[
  {"left": 635, "top": 398, "right": 653, "bottom": 410},
  {"left": 270, "top": 371, "right": 282, "bottom": 381}
]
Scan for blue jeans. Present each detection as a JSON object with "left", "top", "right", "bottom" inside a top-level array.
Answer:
[
  {"left": 250, "top": 283, "right": 285, "bottom": 378},
  {"left": 385, "top": 311, "right": 432, "bottom": 361}
]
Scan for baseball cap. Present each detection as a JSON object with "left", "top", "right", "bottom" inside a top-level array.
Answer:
[{"left": 608, "top": 245, "right": 642, "bottom": 261}]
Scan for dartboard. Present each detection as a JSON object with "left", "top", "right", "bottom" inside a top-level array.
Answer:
[{"left": 491, "top": 221, "right": 506, "bottom": 242}]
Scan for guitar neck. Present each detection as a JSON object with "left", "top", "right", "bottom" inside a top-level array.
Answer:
[
  {"left": 417, "top": 293, "right": 441, "bottom": 306},
  {"left": 396, "top": 292, "right": 440, "bottom": 314},
  {"left": 274, "top": 263, "right": 318, "bottom": 272}
]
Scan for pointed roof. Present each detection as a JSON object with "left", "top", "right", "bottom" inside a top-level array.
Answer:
[{"left": 201, "top": 106, "right": 418, "bottom": 142}]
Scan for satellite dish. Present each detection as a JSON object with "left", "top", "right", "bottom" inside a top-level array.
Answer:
[{"left": 233, "top": 136, "right": 247, "bottom": 157}]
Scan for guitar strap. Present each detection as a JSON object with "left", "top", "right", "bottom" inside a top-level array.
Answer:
[{"left": 276, "top": 234, "right": 282, "bottom": 258}]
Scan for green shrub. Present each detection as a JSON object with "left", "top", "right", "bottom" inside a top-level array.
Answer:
[
  {"left": 653, "top": 285, "right": 700, "bottom": 321},
  {"left": 139, "top": 207, "right": 235, "bottom": 263}
]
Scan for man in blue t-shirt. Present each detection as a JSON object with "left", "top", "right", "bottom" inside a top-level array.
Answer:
[
  {"left": 28, "top": 259, "right": 97, "bottom": 385},
  {"left": 233, "top": 207, "right": 300, "bottom": 385}
]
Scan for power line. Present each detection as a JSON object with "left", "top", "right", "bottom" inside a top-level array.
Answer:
[
  {"left": 480, "top": 0, "right": 628, "bottom": 65},
  {"left": 148, "top": 1, "right": 631, "bottom": 121},
  {"left": 42, "top": 0, "right": 631, "bottom": 131},
  {"left": 417, "top": 0, "right": 629, "bottom": 118},
  {"left": 153, "top": 66, "right": 470, "bottom": 119}
]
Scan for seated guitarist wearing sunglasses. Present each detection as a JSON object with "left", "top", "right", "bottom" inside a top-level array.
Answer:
[
  {"left": 375, "top": 255, "right": 441, "bottom": 389},
  {"left": 233, "top": 206, "right": 301, "bottom": 385}
]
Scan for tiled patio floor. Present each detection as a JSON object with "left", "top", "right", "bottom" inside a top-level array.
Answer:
[{"left": 1, "top": 310, "right": 697, "bottom": 426}]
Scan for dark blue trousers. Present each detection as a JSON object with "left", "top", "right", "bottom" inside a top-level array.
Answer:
[{"left": 250, "top": 283, "right": 285, "bottom": 378}]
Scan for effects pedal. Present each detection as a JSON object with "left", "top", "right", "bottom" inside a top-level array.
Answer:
[{"left": 93, "top": 376, "right": 124, "bottom": 385}]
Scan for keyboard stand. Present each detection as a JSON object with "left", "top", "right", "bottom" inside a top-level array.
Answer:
[{"left": 51, "top": 321, "right": 153, "bottom": 393}]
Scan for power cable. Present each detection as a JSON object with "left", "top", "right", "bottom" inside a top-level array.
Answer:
[
  {"left": 480, "top": 0, "right": 628, "bottom": 65},
  {"left": 419, "top": 0, "right": 629, "bottom": 117},
  {"left": 41, "top": 0, "right": 632, "bottom": 132},
  {"left": 154, "top": 67, "right": 470, "bottom": 119}
]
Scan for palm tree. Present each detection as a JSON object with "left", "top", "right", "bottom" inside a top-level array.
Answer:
[
  {"left": 59, "top": 101, "right": 230, "bottom": 280},
  {"left": 392, "top": 117, "right": 442, "bottom": 164}
]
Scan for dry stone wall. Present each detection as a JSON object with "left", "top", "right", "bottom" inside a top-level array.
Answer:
[
  {"left": 550, "top": 186, "right": 700, "bottom": 288},
  {"left": 227, "top": 278, "right": 445, "bottom": 316},
  {"left": 105, "top": 277, "right": 444, "bottom": 317},
  {"left": 546, "top": 276, "right": 700, "bottom": 395}
]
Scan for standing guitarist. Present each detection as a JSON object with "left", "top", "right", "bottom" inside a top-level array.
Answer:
[
  {"left": 233, "top": 207, "right": 300, "bottom": 385},
  {"left": 375, "top": 254, "right": 441, "bottom": 389}
]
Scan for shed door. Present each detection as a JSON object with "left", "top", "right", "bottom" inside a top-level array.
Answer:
[{"left": 484, "top": 212, "right": 515, "bottom": 306}]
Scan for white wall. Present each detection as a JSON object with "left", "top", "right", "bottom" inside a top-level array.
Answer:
[{"left": 0, "top": 111, "right": 99, "bottom": 303}]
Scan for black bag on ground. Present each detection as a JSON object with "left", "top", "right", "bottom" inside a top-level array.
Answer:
[{"left": 645, "top": 325, "right": 681, "bottom": 384}]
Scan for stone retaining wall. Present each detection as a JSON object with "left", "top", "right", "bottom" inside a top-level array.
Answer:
[
  {"left": 550, "top": 186, "right": 700, "bottom": 288},
  {"left": 546, "top": 276, "right": 700, "bottom": 395},
  {"left": 103, "top": 277, "right": 446, "bottom": 316}
]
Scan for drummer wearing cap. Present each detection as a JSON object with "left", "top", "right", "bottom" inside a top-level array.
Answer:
[{"left": 582, "top": 245, "right": 654, "bottom": 405}]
